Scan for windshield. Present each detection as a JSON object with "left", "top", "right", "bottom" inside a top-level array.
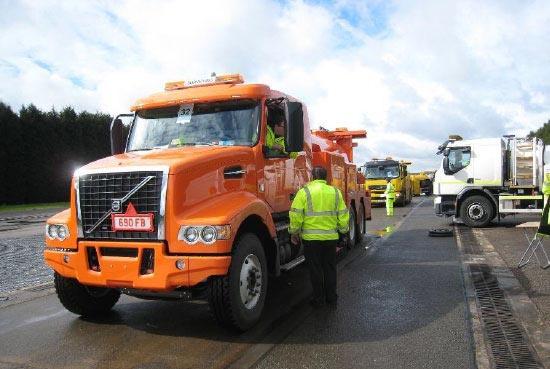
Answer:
[
  {"left": 364, "top": 164, "right": 400, "bottom": 179},
  {"left": 127, "top": 99, "right": 260, "bottom": 151}
]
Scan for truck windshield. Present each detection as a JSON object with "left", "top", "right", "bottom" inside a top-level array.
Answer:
[
  {"left": 364, "top": 164, "right": 400, "bottom": 179},
  {"left": 127, "top": 99, "right": 260, "bottom": 151}
]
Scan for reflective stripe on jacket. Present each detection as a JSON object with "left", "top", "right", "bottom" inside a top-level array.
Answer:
[
  {"left": 385, "top": 182, "right": 395, "bottom": 200},
  {"left": 289, "top": 179, "right": 349, "bottom": 241}
]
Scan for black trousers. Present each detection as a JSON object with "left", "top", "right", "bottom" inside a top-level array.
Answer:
[{"left": 303, "top": 239, "right": 338, "bottom": 304}]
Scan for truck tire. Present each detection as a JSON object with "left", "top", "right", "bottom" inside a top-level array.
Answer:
[
  {"left": 460, "top": 195, "right": 494, "bottom": 228},
  {"left": 348, "top": 208, "right": 357, "bottom": 247},
  {"left": 208, "top": 233, "right": 267, "bottom": 331},
  {"left": 54, "top": 272, "right": 120, "bottom": 317},
  {"left": 355, "top": 202, "right": 365, "bottom": 244}
]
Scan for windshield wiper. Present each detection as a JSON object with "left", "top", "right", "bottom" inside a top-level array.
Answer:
[{"left": 127, "top": 148, "right": 153, "bottom": 152}]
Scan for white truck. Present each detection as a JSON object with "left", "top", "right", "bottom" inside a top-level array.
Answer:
[{"left": 433, "top": 135, "right": 546, "bottom": 227}]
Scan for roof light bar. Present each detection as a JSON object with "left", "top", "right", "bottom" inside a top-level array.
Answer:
[{"left": 165, "top": 74, "right": 244, "bottom": 91}]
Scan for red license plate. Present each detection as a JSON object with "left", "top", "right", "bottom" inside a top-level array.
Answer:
[{"left": 111, "top": 214, "right": 154, "bottom": 232}]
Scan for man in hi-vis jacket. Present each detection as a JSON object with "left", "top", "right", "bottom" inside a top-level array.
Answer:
[{"left": 289, "top": 166, "right": 349, "bottom": 307}]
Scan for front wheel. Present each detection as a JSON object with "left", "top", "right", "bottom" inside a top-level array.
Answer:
[
  {"left": 460, "top": 195, "right": 494, "bottom": 228},
  {"left": 208, "top": 233, "right": 267, "bottom": 331},
  {"left": 54, "top": 272, "right": 120, "bottom": 317}
]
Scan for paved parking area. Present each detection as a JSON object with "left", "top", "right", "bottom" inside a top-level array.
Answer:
[{"left": 0, "top": 211, "right": 61, "bottom": 296}]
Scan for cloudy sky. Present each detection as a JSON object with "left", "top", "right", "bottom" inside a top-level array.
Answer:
[{"left": 2, "top": 0, "right": 550, "bottom": 171}]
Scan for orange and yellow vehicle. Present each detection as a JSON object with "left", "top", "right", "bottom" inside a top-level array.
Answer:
[
  {"left": 411, "top": 171, "right": 433, "bottom": 196},
  {"left": 44, "top": 74, "right": 371, "bottom": 331},
  {"left": 361, "top": 157, "right": 412, "bottom": 206}
]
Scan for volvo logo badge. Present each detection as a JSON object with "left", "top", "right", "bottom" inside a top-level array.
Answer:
[{"left": 111, "top": 200, "right": 121, "bottom": 212}]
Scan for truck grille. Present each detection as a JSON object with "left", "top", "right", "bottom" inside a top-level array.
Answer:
[
  {"left": 77, "top": 170, "right": 167, "bottom": 240},
  {"left": 369, "top": 185, "right": 386, "bottom": 191}
]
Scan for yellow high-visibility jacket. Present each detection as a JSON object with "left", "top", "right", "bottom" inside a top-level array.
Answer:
[
  {"left": 289, "top": 179, "right": 349, "bottom": 240},
  {"left": 266, "top": 125, "right": 298, "bottom": 158},
  {"left": 385, "top": 182, "right": 395, "bottom": 200},
  {"left": 543, "top": 174, "right": 550, "bottom": 195}
]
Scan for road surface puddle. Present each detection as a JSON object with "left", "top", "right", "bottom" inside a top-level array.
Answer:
[{"left": 368, "top": 225, "right": 394, "bottom": 237}]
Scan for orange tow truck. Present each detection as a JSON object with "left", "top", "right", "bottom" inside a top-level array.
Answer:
[{"left": 44, "top": 74, "right": 371, "bottom": 331}]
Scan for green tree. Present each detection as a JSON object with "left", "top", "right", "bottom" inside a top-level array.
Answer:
[
  {"left": 0, "top": 103, "right": 24, "bottom": 204},
  {"left": 528, "top": 120, "right": 550, "bottom": 144},
  {"left": 0, "top": 101, "right": 113, "bottom": 205}
]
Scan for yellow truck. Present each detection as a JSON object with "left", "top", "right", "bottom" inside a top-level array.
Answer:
[
  {"left": 361, "top": 158, "right": 412, "bottom": 206},
  {"left": 411, "top": 171, "right": 433, "bottom": 196}
]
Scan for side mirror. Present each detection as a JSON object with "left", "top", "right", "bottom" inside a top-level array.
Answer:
[
  {"left": 443, "top": 156, "right": 452, "bottom": 175},
  {"left": 284, "top": 102, "right": 304, "bottom": 153},
  {"left": 110, "top": 114, "right": 133, "bottom": 155}
]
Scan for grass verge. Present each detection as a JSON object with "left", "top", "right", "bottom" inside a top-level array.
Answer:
[{"left": 0, "top": 202, "right": 69, "bottom": 213}]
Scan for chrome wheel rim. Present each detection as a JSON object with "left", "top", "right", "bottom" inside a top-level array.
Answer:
[{"left": 239, "top": 254, "right": 262, "bottom": 310}]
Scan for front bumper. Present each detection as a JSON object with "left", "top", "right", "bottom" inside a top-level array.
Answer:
[
  {"left": 434, "top": 195, "right": 456, "bottom": 216},
  {"left": 371, "top": 192, "right": 401, "bottom": 204},
  {"left": 44, "top": 240, "right": 231, "bottom": 290}
]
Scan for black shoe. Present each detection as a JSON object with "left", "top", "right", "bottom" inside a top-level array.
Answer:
[
  {"left": 326, "top": 299, "right": 338, "bottom": 306},
  {"left": 309, "top": 299, "right": 324, "bottom": 308}
]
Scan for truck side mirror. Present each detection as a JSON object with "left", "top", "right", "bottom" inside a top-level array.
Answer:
[
  {"left": 110, "top": 118, "right": 124, "bottom": 155},
  {"left": 443, "top": 157, "right": 452, "bottom": 175},
  {"left": 284, "top": 102, "right": 304, "bottom": 153},
  {"left": 110, "top": 113, "right": 133, "bottom": 155}
]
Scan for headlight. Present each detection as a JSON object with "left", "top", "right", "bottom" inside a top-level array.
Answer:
[
  {"left": 46, "top": 224, "right": 70, "bottom": 241},
  {"left": 201, "top": 226, "right": 217, "bottom": 244},
  {"left": 57, "top": 225, "right": 69, "bottom": 240},
  {"left": 178, "top": 225, "right": 231, "bottom": 244},
  {"left": 180, "top": 226, "right": 200, "bottom": 244},
  {"left": 47, "top": 225, "right": 58, "bottom": 240}
]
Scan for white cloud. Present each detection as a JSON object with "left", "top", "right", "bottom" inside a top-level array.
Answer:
[{"left": 1, "top": 0, "right": 550, "bottom": 171}]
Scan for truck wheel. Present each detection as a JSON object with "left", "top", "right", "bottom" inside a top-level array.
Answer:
[
  {"left": 348, "top": 208, "right": 357, "bottom": 247},
  {"left": 208, "top": 233, "right": 267, "bottom": 331},
  {"left": 355, "top": 202, "right": 365, "bottom": 244},
  {"left": 54, "top": 272, "right": 120, "bottom": 317},
  {"left": 460, "top": 195, "right": 494, "bottom": 228}
]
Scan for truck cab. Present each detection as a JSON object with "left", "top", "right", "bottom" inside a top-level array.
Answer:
[{"left": 360, "top": 157, "right": 412, "bottom": 206}]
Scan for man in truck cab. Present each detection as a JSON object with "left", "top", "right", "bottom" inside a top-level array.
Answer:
[{"left": 266, "top": 108, "right": 298, "bottom": 158}]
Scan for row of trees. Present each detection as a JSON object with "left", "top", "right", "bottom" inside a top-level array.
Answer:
[
  {"left": 0, "top": 102, "right": 112, "bottom": 205},
  {"left": 529, "top": 120, "right": 550, "bottom": 143}
]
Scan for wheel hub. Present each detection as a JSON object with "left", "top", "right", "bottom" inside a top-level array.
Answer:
[
  {"left": 239, "top": 254, "right": 262, "bottom": 309},
  {"left": 468, "top": 203, "right": 485, "bottom": 220}
]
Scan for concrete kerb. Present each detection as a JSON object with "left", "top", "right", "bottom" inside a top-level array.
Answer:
[
  {"left": 0, "top": 282, "right": 55, "bottom": 309},
  {"left": 455, "top": 227, "right": 492, "bottom": 369}
]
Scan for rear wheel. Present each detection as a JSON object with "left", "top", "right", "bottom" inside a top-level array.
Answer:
[
  {"left": 348, "top": 207, "right": 357, "bottom": 247},
  {"left": 355, "top": 202, "right": 365, "bottom": 244},
  {"left": 208, "top": 233, "right": 267, "bottom": 331},
  {"left": 54, "top": 272, "right": 120, "bottom": 317},
  {"left": 460, "top": 195, "right": 494, "bottom": 228}
]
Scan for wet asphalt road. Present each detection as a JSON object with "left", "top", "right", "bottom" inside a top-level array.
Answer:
[
  {"left": 2, "top": 198, "right": 550, "bottom": 368},
  {"left": 254, "top": 197, "right": 473, "bottom": 369}
]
